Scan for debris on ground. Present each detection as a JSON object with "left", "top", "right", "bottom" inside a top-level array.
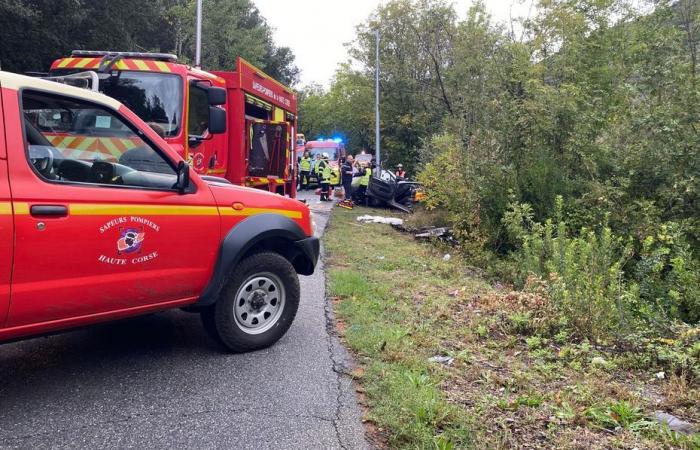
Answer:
[
  {"left": 653, "top": 411, "right": 697, "bottom": 434},
  {"left": 356, "top": 215, "right": 404, "bottom": 226},
  {"left": 591, "top": 356, "right": 608, "bottom": 368},
  {"left": 443, "top": 254, "right": 451, "bottom": 261},
  {"left": 415, "top": 227, "right": 450, "bottom": 239},
  {"left": 428, "top": 355, "right": 454, "bottom": 365}
]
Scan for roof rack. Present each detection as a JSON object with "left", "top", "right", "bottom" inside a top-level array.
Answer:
[
  {"left": 71, "top": 50, "right": 178, "bottom": 63},
  {"left": 42, "top": 71, "right": 99, "bottom": 92}
]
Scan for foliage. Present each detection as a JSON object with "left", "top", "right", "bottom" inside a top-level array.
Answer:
[
  {"left": 325, "top": 207, "right": 700, "bottom": 449},
  {"left": 0, "top": 0, "right": 299, "bottom": 85},
  {"left": 301, "top": 0, "right": 700, "bottom": 330}
]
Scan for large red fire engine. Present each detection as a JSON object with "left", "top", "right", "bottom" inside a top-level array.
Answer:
[{"left": 49, "top": 51, "right": 298, "bottom": 196}]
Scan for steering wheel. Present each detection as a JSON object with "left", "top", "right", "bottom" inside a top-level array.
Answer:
[{"left": 28, "top": 145, "right": 55, "bottom": 178}]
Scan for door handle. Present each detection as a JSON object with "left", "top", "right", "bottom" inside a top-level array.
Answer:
[{"left": 30, "top": 205, "right": 68, "bottom": 217}]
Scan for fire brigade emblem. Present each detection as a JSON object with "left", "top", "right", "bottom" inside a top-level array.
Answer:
[{"left": 117, "top": 227, "right": 145, "bottom": 254}]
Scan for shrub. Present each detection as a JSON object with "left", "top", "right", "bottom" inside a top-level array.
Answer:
[{"left": 503, "top": 196, "right": 635, "bottom": 341}]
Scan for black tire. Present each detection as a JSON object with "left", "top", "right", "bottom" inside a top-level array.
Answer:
[{"left": 201, "top": 251, "right": 300, "bottom": 353}]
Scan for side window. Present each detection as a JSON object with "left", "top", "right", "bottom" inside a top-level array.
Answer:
[
  {"left": 22, "top": 90, "right": 176, "bottom": 190},
  {"left": 188, "top": 85, "right": 209, "bottom": 136}
]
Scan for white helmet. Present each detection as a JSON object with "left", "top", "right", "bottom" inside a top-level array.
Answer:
[{"left": 322, "top": 152, "right": 329, "bottom": 159}]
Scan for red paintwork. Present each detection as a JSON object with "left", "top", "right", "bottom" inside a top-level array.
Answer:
[
  {"left": 0, "top": 88, "right": 11, "bottom": 326},
  {"left": 50, "top": 56, "right": 298, "bottom": 197},
  {"left": 0, "top": 79, "right": 312, "bottom": 342}
]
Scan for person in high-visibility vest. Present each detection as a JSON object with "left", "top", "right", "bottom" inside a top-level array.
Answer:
[
  {"left": 299, "top": 151, "right": 312, "bottom": 190},
  {"left": 352, "top": 163, "right": 371, "bottom": 206},
  {"left": 317, "top": 153, "right": 332, "bottom": 201},
  {"left": 395, "top": 163, "right": 407, "bottom": 179}
]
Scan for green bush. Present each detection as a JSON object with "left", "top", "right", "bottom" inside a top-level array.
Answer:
[{"left": 503, "top": 196, "right": 636, "bottom": 340}]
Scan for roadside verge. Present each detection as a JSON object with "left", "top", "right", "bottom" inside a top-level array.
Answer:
[{"left": 324, "top": 207, "right": 699, "bottom": 449}]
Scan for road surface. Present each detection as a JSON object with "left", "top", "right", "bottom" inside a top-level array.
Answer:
[{"left": 0, "top": 190, "right": 369, "bottom": 449}]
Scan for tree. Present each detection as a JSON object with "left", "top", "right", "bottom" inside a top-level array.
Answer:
[{"left": 0, "top": 0, "right": 299, "bottom": 86}]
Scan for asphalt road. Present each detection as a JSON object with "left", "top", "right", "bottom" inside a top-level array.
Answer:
[{"left": 0, "top": 190, "right": 369, "bottom": 449}]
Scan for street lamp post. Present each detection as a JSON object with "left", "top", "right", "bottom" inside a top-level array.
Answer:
[
  {"left": 375, "top": 29, "right": 381, "bottom": 167},
  {"left": 195, "top": 0, "right": 203, "bottom": 68}
]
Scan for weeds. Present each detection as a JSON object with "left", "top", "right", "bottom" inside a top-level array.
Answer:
[{"left": 325, "top": 207, "right": 699, "bottom": 449}]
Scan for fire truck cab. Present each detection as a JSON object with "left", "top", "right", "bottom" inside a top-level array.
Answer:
[{"left": 50, "top": 51, "right": 298, "bottom": 197}]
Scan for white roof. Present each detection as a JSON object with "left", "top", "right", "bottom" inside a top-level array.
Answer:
[{"left": 0, "top": 71, "right": 122, "bottom": 110}]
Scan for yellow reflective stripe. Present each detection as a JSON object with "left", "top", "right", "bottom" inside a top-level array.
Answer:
[
  {"left": 218, "top": 206, "right": 302, "bottom": 219},
  {"left": 73, "top": 58, "right": 92, "bottom": 69},
  {"left": 76, "top": 137, "right": 96, "bottom": 151},
  {"left": 154, "top": 61, "right": 170, "bottom": 72},
  {"left": 114, "top": 61, "right": 128, "bottom": 70},
  {"left": 12, "top": 202, "right": 29, "bottom": 215},
  {"left": 133, "top": 60, "right": 150, "bottom": 71},
  {"left": 99, "top": 138, "right": 122, "bottom": 158},
  {"left": 69, "top": 204, "right": 219, "bottom": 216},
  {"left": 10, "top": 202, "right": 302, "bottom": 219},
  {"left": 59, "top": 136, "right": 76, "bottom": 148},
  {"left": 57, "top": 58, "right": 73, "bottom": 68}
]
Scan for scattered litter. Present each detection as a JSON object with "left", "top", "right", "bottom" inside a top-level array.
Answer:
[
  {"left": 428, "top": 355, "right": 454, "bottom": 365},
  {"left": 356, "top": 215, "right": 404, "bottom": 226},
  {"left": 377, "top": 256, "right": 385, "bottom": 260},
  {"left": 443, "top": 254, "right": 451, "bottom": 261},
  {"left": 414, "top": 227, "right": 450, "bottom": 239},
  {"left": 654, "top": 411, "right": 697, "bottom": 434},
  {"left": 591, "top": 356, "right": 607, "bottom": 367},
  {"left": 655, "top": 371, "right": 665, "bottom": 380}
]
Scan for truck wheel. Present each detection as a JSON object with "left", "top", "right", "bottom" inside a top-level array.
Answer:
[{"left": 201, "top": 251, "right": 300, "bottom": 353}]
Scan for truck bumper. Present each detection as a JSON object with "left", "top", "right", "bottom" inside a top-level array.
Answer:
[{"left": 293, "top": 236, "right": 320, "bottom": 275}]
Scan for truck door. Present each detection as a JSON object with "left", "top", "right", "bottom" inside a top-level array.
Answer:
[
  {"left": 4, "top": 88, "right": 219, "bottom": 328},
  {"left": 187, "top": 80, "right": 228, "bottom": 176},
  {"left": 0, "top": 84, "right": 12, "bottom": 326}
]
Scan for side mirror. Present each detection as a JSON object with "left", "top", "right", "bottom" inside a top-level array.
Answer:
[
  {"left": 208, "top": 87, "right": 226, "bottom": 106},
  {"left": 176, "top": 161, "right": 191, "bottom": 194},
  {"left": 208, "top": 106, "right": 226, "bottom": 134}
]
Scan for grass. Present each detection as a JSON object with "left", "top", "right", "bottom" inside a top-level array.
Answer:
[{"left": 324, "top": 206, "right": 700, "bottom": 449}]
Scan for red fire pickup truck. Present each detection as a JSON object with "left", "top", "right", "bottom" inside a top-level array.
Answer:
[{"left": 0, "top": 71, "right": 319, "bottom": 352}]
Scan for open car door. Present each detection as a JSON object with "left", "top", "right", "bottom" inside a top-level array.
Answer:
[
  {"left": 366, "top": 168, "right": 406, "bottom": 213},
  {"left": 367, "top": 168, "right": 396, "bottom": 201}
]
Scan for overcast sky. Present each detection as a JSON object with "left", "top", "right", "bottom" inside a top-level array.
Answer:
[{"left": 253, "top": 0, "right": 534, "bottom": 86}]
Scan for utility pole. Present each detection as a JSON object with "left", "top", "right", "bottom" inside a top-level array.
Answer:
[
  {"left": 375, "top": 29, "right": 381, "bottom": 167},
  {"left": 195, "top": 0, "right": 203, "bottom": 68}
]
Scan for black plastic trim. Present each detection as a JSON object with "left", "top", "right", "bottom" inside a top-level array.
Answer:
[{"left": 193, "top": 214, "right": 319, "bottom": 308}]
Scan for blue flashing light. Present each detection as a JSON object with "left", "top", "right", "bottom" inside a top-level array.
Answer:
[{"left": 332, "top": 137, "right": 343, "bottom": 143}]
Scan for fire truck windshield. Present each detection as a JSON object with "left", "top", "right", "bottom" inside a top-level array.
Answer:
[
  {"left": 99, "top": 72, "right": 182, "bottom": 137},
  {"left": 51, "top": 70, "right": 183, "bottom": 137}
]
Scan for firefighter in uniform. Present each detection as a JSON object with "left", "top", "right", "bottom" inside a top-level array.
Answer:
[
  {"left": 299, "top": 151, "right": 312, "bottom": 190},
  {"left": 355, "top": 163, "right": 371, "bottom": 205},
  {"left": 318, "top": 153, "right": 332, "bottom": 201}
]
